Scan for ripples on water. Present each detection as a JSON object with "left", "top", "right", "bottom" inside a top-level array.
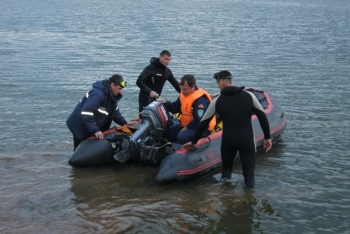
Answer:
[{"left": 1, "top": 0, "right": 350, "bottom": 233}]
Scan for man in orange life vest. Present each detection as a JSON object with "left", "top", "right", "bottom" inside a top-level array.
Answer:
[{"left": 157, "top": 74, "right": 216, "bottom": 144}]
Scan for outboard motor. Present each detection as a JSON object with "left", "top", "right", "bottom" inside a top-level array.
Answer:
[{"left": 114, "top": 101, "right": 176, "bottom": 165}]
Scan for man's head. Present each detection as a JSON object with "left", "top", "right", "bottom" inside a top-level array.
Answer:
[
  {"left": 213, "top": 70, "right": 233, "bottom": 90},
  {"left": 159, "top": 50, "right": 172, "bottom": 67},
  {"left": 109, "top": 74, "right": 127, "bottom": 96},
  {"left": 180, "top": 74, "right": 196, "bottom": 97}
]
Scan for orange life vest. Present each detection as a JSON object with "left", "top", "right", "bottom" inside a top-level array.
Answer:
[{"left": 179, "top": 88, "right": 216, "bottom": 131}]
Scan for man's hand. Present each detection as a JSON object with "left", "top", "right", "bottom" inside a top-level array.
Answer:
[
  {"left": 264, "top": 139, "right": 272, "bottom": 152},
  {"left": 156, "top": 98, "right": 166, "bottom": 104},
  {"left": 95, "top": 131, "right": 104, "bottom": 139},
  {"left": 150, "top": 91, "right": 159, "bottom": 98},
  {"left": 116, "top": 125, "right": 133, "bottom": 136},
  {"left": 183, "top": 141, "right": 197, "bottom": 150}
]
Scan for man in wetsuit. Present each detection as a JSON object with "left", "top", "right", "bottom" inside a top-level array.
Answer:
[
  {"left": 183, "top": 70, "right": 272, "bottom": 188},
  {"left": 136, "top": 50, "right": 180, "bottom": 113},
  {"left": 157, "top": 74, "right": 216, "bottom": 144}
]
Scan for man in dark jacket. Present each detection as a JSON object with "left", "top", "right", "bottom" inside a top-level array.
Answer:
[
  {"left": 183, "top": 70, "right": 272, "bottom": 188},
  {"left": 136, "top": 50, "right": 180, "bottom": 113},
  {"left": 66, "top": 74, "right": 128, "bottom": 150}
]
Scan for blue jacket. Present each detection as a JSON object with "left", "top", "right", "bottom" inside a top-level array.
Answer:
[{"left": 66, "top": 80, "right": 127, "bottom": 140}]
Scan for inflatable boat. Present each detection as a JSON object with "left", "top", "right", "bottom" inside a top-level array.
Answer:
[
  {"left": 156, "top": 89, "right": 287, "bottom": 184},
  {"left": 68, "top": 89, "right": 287, "bottom": 184}
]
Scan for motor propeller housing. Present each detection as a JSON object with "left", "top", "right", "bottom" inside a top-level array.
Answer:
[{"left": 114, "top": 101, "right": 175, "bottom": 164}]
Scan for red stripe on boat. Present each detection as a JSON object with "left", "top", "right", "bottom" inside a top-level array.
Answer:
[
  {"left": 177, "top": 157, "right": 222, "bottom": 176},
  {"left": 175, "top": 131, "right": 222, "bottom": 155},
  {"left": 176, "top": 118, "right": 287, "bottom": 176}
]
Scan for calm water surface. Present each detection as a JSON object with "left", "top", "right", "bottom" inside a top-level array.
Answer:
[{"left": 1, "top": 0, "right": 349, "bottom": 233}]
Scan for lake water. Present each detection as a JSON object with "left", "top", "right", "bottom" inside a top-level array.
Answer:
[{"left": 1, "top": 0, "right": 349, "bottom": 233}]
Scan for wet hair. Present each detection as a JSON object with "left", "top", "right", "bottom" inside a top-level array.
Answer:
[
  {"left": 108, "top": 74, "right": 124, "bottom": 86},
  {"left": 160, "top": 50, "right": 171, "bottom": 57},
  {"left": 180, "top": 74, "right": 196, "bottom": 87},
  {"left": 216, "top": 70, "right": 232, "bottom": 80}
]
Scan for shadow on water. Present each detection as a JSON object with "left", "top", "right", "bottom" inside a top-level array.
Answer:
[
  {"left": 68, "top": 162, "right": 170, "bottom": 232},
  {"left": 167, "top": 176, "right": 278, "bottom": 233},
  {"left": 67, "top": 145, "right": 282, "bottom": 233},
  {"left": 0, "top": 138, "right": 285, "bottom": 233}
]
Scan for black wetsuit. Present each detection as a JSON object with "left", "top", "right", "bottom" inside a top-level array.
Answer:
[
  {"left": 136, "top": 57, "right": 180, "bottom": 112},
  {"left": 191, "top": 86, "right": 270, "bottom": 187}
]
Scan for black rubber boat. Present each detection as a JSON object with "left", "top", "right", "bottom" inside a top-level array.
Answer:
[{"left": 68, "top": 89, "right": 287, "bottom": 184}]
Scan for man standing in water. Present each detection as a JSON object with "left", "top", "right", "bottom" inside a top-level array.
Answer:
[
  {"left": 183, "top": 70, "right": 272, "bottom": 188},
  {"left": 66, "top": 74, "right": 128, "bottom": 150},
  {"left": 136, "top": 50, "right": 180, "bottom": 113}
]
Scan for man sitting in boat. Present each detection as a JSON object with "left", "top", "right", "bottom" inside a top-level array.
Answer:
[{"left": 157, "top": 74, "right": 216, "bottom": 144}]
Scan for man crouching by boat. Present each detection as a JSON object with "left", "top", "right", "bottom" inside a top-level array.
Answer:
[
  {"left": 66, "top": 74, "right": 128, "bottom": 151},
  {"left": 183, "top": 70, "right": 272, "bottom": 188},
  {"left": 157, "top": 74, "right": 216, "bottom": 144}
]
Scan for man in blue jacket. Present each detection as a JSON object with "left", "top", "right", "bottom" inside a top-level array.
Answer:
[
  {"left": 66, "top": 74, "right": 128, "bottom": 150},
  {"left": 136, "top": 50, "right": 180, "bottom": 113}
]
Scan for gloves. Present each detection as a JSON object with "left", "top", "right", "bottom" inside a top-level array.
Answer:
[{"left": 116, "top": 125, "right": 133, "bottom": 136}]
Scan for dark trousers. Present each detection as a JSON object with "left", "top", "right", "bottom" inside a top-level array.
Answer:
[
  {"left": 73, "top": 136, "right": 82, "bottom": 151},
  {"left": 167, "top": 124, "right": 210, "bottom": 145}
]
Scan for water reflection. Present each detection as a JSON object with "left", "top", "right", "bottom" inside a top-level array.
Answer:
[
  {"left": 67, "top": 140, "right": 285, "bottom": 232},
  {"left": 198, "top": 178, "right": 277, "bottom": 233},
  {"left": 69, "top": 164, "right": 135, "bottom": 232},
  {"left": 68, "top": 162, "right": 278, "bottom": 233}
]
